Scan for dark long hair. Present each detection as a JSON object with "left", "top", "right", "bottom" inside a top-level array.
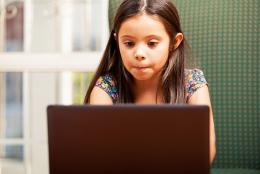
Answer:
[{"left": 84, "top": 0, "right": 189, "bottom": 104}]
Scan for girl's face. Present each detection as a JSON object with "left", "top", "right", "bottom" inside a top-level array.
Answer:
[{"left": 118, "top": 13, "right": 171, "bottom": 82}]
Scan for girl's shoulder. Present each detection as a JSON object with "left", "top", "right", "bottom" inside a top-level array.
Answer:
[
  {"left": 95, "top": 74, "right": 118, "bottom": 102},
  {"left": 185, "top": 69, "right": 208, "bottom": 99}
]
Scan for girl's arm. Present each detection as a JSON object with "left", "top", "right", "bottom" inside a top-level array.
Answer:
[
  {"left": 89, "top": 87, "right": 113, "bottom": 104},
  {"left": 187, "top": 85, "right": 216, "bottom": 164}
]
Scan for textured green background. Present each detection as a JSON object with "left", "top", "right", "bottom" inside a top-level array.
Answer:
[{"left": 109, "top": 0, "right": 260, "bottom": 170}]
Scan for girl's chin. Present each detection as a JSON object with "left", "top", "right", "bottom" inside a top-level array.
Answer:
[{"left": 131, "top": 73, "right": 153, "bottom": 81}]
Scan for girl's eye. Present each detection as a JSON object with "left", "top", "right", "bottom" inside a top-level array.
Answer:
[
  {"left": 124, "top": 41, "right": 135, "bottom": 48},
  {"left": 147, "top": 41, "right": 158, "bottom": 47}
]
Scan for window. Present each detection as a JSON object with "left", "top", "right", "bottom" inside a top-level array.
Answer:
[
  {"left": 0, "top": 1, "right": 108, "bottom": 174},
  {"left": 1, "top": 1, "right": 24, "bottom": 173}
]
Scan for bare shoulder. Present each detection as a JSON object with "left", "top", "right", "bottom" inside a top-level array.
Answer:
[{"left": 89, "top": 86, "right": 113, "bottom": 105}]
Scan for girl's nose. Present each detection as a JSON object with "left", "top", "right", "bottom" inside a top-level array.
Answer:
[{"left": 134, "top": 46, "right": 146, "bottom": 61}]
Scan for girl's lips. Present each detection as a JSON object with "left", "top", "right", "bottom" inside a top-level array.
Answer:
[
  {"left": 133, "top": 66, "right": 149, "bottom": 72},
  {"left": 134, "top": 64, "right": 149, "bottom": 68}
]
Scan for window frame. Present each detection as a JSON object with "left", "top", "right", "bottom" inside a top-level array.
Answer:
[{"left": 0, "top": 0, "right": 108, "bottom": 173}]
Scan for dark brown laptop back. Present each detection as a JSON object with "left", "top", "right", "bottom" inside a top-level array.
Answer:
[{"left": 47, "top": 105, "right": 209, "bottom": 174}]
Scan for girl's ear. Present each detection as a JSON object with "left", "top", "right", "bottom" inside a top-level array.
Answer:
[
  {"left": 172, "top": 33, "right": 184, "bottom": 50},
  {"left": 114, "top": 33, "right": 117, "bottom": 40}
]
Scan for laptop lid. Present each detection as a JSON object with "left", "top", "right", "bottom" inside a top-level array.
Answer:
[{"left": 47, "top": 105, "right": 209, "bottom": 174}]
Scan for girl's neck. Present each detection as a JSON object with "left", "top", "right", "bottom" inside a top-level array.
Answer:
[{"left": 132, "top": 77, "right": 163, "bottom": 104}]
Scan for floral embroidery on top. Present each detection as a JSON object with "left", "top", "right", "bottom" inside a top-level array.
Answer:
[
  {"left": 95, "top": 74, "right": 119, "bottom": 102},
  {"left": 185, "top": 69, "right": 208, "bottom": 99},
  {"left": 95, "top": 69, "right": 207, "bottom": 102}
]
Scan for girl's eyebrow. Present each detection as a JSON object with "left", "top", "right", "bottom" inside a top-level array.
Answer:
[
  {"left": 145, "top": 35, "right": 162, "bottom": 40},
  {"left": 120, "top": 34, "right": 162, "bottom": 40},
  {"left": 120, "top": 35, "right": 135, "bottom": 39}
]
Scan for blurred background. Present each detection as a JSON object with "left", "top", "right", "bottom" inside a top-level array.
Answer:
[
  {"left": 0, "top": 0, "right": 259, "bottom": 174},
  {"left": 0, "top": 0, "right": 108, "bottom": 174}
]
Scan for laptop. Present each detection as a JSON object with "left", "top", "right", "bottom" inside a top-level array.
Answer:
[{"left": 47, "top": 105, "right": 210, "bottom": 174}]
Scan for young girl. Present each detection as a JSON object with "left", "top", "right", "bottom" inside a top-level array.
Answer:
[{"left": 84, "top": 0, "right": 216, "bottom": 163}]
